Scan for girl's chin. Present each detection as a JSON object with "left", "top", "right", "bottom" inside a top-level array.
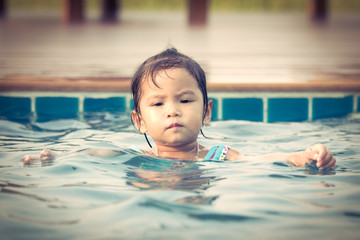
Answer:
[{"left": 153, "top": 133, "right": 198, "bottom": 147}]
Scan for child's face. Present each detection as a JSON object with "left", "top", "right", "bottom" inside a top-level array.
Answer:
[{"left": 132, "top": 68, "right": 212, "bottom": 148}]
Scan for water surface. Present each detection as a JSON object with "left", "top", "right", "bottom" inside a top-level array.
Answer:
[{"left": 0, "top": 115, "right": 359, "bottom": 239}]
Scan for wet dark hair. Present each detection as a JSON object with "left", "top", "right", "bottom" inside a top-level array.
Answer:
[{"left": 131, "top": 48, "right": 209, "bottom": 119}]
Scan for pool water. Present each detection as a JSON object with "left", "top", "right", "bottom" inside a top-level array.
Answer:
[{"left": 0, "top": 113, "right": 360, "bottom": 240}]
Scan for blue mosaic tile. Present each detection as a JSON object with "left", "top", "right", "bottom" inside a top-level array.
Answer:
[
  {"left": 210, "top": 98, "right": 218, "bottom": 121},
  {"left": 36, "top": 97, "right": 79, "bottom": 122},
  {"left": 84, "top": 97, "right": 126, "bottom": 112},
  {"left": 313, "top": 96, "right": 353, "bottom": 120},
  {"left": 268, "top": 98, "right": 308, "bottom": 122},
  {"left": 130, "top": 99, "right": 134, "bottom": 110},
  {"left": 222, "top": 98, "right": 263, "bottom": 121},
  {"left": 0, "top": 96, "right": 32, "bottom": 122}
]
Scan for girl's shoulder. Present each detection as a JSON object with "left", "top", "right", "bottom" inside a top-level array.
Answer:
[
  {"left": 129, "top": 145, "right": 242, "bottom": 161},
  {"left": 129, "top": 146, "right": 154, "bottom": 156}
]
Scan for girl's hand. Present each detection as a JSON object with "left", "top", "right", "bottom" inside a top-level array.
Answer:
[
  {"left": 304, "top": 144, "right": 336, "bottom": 169},
  {"left": 22, "top": 149, "right": 55, "bottom": 165}
]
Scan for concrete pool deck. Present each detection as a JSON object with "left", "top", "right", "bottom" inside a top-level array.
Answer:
[{"left": 0, "top": 11, "right": 360, "bottom": 92}]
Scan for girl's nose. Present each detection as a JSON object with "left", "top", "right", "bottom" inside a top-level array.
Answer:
[{"left": 166, "top": 103, "right": 181, "bottom": 118}]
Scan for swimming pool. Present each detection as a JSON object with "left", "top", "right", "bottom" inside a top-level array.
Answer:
[{"left": 0, "top": 107, "right": 360, "bottom": 239}]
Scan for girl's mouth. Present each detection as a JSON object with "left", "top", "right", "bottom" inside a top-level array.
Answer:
[{"left": 167, "top": 123, "right": 183, "bottom": 129}]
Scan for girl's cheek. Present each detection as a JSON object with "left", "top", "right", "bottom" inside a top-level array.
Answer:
[{"left": 147, "top": 109, "right": 160, "bottom": 119}]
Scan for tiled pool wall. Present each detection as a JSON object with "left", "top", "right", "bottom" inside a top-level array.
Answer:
[{"left": 0, "top": 91, "right": 359, "bottom": 123}]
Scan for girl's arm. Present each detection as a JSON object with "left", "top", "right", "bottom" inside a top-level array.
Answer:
[
  {"left": 227, "top": 144, "right": 336, "bottom": 169},
  {"left": 21, "top": 148, "right": 123, "bottom": 166}
]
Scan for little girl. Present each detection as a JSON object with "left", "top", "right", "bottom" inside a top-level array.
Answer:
[
  {"left": 129, "top": 48, "right": 336, "bottom": 168},
  {"left": 23, "top": 48, "right": 336, "bottom": 169}
]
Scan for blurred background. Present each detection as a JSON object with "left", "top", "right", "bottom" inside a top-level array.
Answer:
[
  {"left": 0, "top": 0, "right": 360, "bottom": 86},
  {"left": 4, "top": 0, "right": 360, "bottom": 16}
]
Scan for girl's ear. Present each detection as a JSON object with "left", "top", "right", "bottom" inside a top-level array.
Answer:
[
  {"left": 202, "top": 99, "right": 213, "bottom": 126},
  {"left": 131, "top": 110, "right": 148, "bottom": 133}
]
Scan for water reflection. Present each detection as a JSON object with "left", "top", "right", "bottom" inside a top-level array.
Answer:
[{"left": 123, "top": 155, "right": 219, "bottom": 204}]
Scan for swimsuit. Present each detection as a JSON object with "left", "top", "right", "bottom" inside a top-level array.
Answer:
[
  {"left": 129, "top": 145, "right": 230, "bottom": 161},
  {"left": 204, "top": 145, "right": 230, "bottom": 161}
]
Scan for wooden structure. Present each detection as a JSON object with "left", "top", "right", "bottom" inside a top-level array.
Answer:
[
  {"left": 62, "top": 0, "right": 85, "bottom": 23},
  {"left": 0, "top": 0, "right": 6, "bottom": 19},
  {"left": 62, "top": 0, "right": 119, "bottom": 23},
  {"left": 101, "top": 0, "right": 119, "bottom": 22},
  {"left": 188, "top": 0, "right": 208, "bottom": 26},
  {"left": 0, "top": 4, "right": 359, "bottom": 94},
  {"left": 0, "top": 0, "right": 329, "bottom": 25},
  {"left": 308, "top": 0, "right": 328, "bottom": 20}
]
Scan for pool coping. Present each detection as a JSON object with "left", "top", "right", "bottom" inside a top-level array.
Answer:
[{"left": 1, "top": 77, "right": 360, "bottom": 92}]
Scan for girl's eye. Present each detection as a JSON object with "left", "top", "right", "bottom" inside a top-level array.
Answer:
[
  {"left": 180, "top": 99, "right": 192, "bottom": 104},
  {"left": 153, "top": 102, "right": 163, "bottom": 107}
]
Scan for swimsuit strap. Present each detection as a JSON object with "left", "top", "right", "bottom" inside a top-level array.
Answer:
[
  {"left": 129, "top": 146, "right": 143, "bottom": 153},
  {"left": 204, "top": 145, "right": 230, "bottom": 161}
]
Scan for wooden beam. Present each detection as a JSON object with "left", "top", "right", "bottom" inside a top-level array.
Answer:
[
  {"left": 188, "top": 0, "right": 208, "bottom": 26},
  {"left": 62, "top": 0, "right": 85, "bottom": 23},
  {"left": 0, "top": 0, "right": 6, "bottom": 19},
  {"left": 101, "top": 0, "right": 120, "bottom": 23},
  {"left": 2, "top": 77, "right": 360, "bottom": 92},
  {"left": 309, "top": 0, "right": 328, "bottom": 21}
]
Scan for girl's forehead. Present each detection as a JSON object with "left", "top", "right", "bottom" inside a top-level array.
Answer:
[{"left": 141, "top": 68, "right": 198, "bottom": 90}]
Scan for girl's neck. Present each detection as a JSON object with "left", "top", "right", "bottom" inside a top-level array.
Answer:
[{"left": 153, "top": 142, "right": 200, "bottom": 161}]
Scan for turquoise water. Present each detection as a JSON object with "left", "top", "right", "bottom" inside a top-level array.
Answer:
[{"left": 0, "top": 114, "right": 360, "bottom": 240}]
